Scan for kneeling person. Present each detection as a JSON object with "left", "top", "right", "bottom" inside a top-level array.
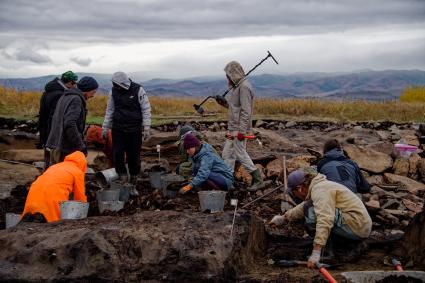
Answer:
[
  {"left": 21, "top": 151, "right": 88, "bottom": 223},
  {"left": 179, "top": 133, "right": 234, "bottom": 194},
  {"left": 271, "top": 169, "right": 372, "bottom": 268}
]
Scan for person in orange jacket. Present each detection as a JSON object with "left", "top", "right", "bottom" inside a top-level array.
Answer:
[
  {"left": 85, "top": 125, "right": 113, "bottom": 167},
  {"left": 21, "top": 151, "right": 88, "bottom": 223}
]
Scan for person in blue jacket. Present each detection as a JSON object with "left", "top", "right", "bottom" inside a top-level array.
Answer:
[
  {"left": 317, "top": 139, "right": 370, "bottom": 194},
  {"left": 179, "top": 133, "right": 234, "bottom": 194}
]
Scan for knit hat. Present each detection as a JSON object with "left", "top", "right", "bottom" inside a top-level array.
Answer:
[
  {"left": 61, "top": 71, "right": 78, "bottom": 83},
  {"left": 179, "top": 125, "right": 194, "bottom": 138},
  {"left": 183, "top": 133, "right": 201, "bottom": 149},
  {"left": 111, "top": 71, "right": 131, "bottom": 90},
  {"left": 77, "top": 76, "right": 99, "bottom": 92}
]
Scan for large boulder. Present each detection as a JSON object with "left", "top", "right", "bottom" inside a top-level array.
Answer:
[
  {"left": 0, "top": 149, "right": 43, "bottom": 163},
  {"left": 392, "top": 157, "right": 409, "bottom": 176},
  {"left": 408, "top": 153, "right": 421, "bottom": 179},
  {"left": 286, "top": 155, "right": 316, "bottom": 174},
  {"left": 384, "top": 173, "right": 425, "bottom": 195},
  {"left": 344, "top": 144, "right": 393, "bottom": 174}
]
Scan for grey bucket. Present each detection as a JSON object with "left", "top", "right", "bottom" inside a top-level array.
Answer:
[
  {"left": 60, "top": 201, "right": 89, "bottom": 220},
  {"left": 198, "top": 191, "right": 227, "bottom": 213},
  {"left": 96, "top": 189, "right": 120, "bottom": 202},
  {"left": 98, "top": 200, "right": 125, "bottom": 213},
  {"left": 160, "top": 174, "right": 185, "bottom": 198},
  {"left": 110, "top": 182, "right": 131, "bottom": 202},
  {"left": 149, "top": 171, "right": 165, "bottom": 190},
  {"left": 341, "top": 271, "right": 425, "bottom": 283},
  {"left": 6, "top": 213, "right": 21, "bottom": 228},
  {"left": 95, "top": 168, "right": 119, "bottom": 187}
]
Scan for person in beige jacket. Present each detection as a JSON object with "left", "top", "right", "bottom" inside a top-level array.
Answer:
[
  {"left": 270, "top": 169, "right": 372, "bottom": 269},
  {"left": 221, "top": 61, "right": 268, "bottom": 191}
]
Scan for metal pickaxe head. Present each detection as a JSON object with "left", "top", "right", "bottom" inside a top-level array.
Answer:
[
  {"left": 193, "top": 104, "right": 205, "bottom": 115},
  {"left": 267, "top": 50, "right": 279, "bottom": 65}
]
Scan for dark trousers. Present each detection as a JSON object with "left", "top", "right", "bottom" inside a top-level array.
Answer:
[
  {"left": 112, "top": 128, "right": 142, "bottom": 176},
  {"left": 21, "top": 212, "right": 47, "bottom": 223},
  {"left": 200, "top": 172, "right": 229, "bottom": 191}
]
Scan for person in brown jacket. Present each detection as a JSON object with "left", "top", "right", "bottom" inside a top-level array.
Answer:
[{"left": 270, "top": 169, "right": 372, "bottom": 268}]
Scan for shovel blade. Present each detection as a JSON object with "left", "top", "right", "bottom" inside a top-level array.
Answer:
[{"left": 193, "top": 104, "right": 205, "bottom": 115}]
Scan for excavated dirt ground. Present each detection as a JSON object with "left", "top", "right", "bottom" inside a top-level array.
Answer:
[{"left": 0, "top": 118, "right": 425, "bottom": 282}]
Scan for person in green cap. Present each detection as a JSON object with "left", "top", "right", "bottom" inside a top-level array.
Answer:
[{"left": 39, "top": 71, "right": 78, "bottom": 170}]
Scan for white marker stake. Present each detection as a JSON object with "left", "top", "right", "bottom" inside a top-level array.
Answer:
[
  {"left": 156, "top": 145, "right": 161, "bottom": 162},
  {"left": 230, "top": 199, "right": 238, "bottom": 238}
]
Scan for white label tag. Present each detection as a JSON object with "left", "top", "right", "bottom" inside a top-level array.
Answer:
[{"left": 231, "top": 199, "right": 238, "bottom": 206}]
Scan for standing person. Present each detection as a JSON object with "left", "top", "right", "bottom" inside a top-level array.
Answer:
[
  {"left": 270, "top": 169, "right": 372, "bottom": 268},
  {"left": 317, "top": 139, "right": 370, "bottom": 194},
  {"left": 179, "top": 133, "right": 233, "bottom": 194},
  {"left": 221, "top": 61, "right": 267, "bottom": 192},
  {"left": 101, "top": 71, "right": 151, "bottom": 187},
  {"left": 38, "top": 71, "right": 78, "bottom": 169},
  {"left": 21, "top": 151, "right": 87, "bottom": 223},
  {"left": 46, "top": 76, "right": 98, "bottom": 164}
]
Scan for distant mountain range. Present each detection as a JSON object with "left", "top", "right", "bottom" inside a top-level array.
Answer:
[{"left": 1, "top": 70, "right": 424, "bottom": 100}]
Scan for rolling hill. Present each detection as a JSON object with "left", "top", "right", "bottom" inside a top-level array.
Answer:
[{"left": 1, "top": 70, "right": 424, "bottom": 100}]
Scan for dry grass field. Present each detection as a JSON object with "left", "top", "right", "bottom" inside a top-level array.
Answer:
[{"left": 1, "top": 86, "right": 424, "bottom": 124}]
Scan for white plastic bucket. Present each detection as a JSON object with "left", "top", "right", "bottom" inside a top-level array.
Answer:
[
  {"left": 198, "top": 191, "right": 227, "bottom": 213},
  {"left": 5, "top": 213, "right": 21, "bottom": 228},
  {"left": 60, "top": 201, "right": 89, "bottom": 220}
]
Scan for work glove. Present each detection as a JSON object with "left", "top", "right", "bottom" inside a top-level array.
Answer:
[
  {"left": 102, "top": 128, "right": 108, "bottom": 141},
  {"left": 143, "top": 126, "right": 151, "bottom": 141},
  {"left": 269, "top": 215, "right": 286, "bottom": 226},
  {"left": 307, "top": 249, "right": 321, "bottom": 269},
  {"left": 179, "top": 184, "right": 193, "bottom": 194},
  {"left": 237, "top": 132, "right": 246, "bottom": 141}
]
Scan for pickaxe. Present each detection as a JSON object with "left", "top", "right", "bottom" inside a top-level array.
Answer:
[{"left": 194, "top": 51, "right": 279, "bottom": 115}]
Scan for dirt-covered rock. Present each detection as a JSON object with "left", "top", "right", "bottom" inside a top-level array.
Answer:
[
  {"left": 344, "top": 144, "right": 393, "bottom": 174},
  {"left": 0, "top": 211, "right": 265, "bottom": 282}
]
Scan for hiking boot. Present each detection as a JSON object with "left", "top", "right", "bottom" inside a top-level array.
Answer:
[{"left": 247, "top": 169, "right": 271, "bottom": 192}]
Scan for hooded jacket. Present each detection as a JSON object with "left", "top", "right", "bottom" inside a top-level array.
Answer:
[
  {"left": 190, "top": 143, "right": 234, "bottom": 189},
  {"left": 21, "top": 151, "right": 87, "bottom": 222},
  {"left": 46, "top": 88, "right": 87, "bottom": 154},
  {"left": 317, "top": 148, "right": 370, "bottom": 194},
  {"left": 38, "top": 78, "right": 67, "bottom": 145},
  {"left": 224, "top": 61, "right": 254, "bottom": 133},
  {"left": 285, "top": 174, "right": 372, "bottom": 246},
  {"left": 102, "top": 73, "right": 151, "bottom": 132}
]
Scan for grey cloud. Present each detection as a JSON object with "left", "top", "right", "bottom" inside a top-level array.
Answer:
[
  {"left": 0, "top": 0, "right": 424, "bottom": 40},
  {"left": 70, "top": 56, "right": 92, "bottom": 67},
  {"left": 2, "top": 47, "right": 52, "bottom": 64}
]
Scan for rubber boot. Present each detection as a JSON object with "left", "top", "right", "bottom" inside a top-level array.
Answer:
[
  {"left": 248, "top": 169, "right": 266, "bottom": 192},
  {"left": 129, "top": 175, "right": 139, "bottom": 196}
]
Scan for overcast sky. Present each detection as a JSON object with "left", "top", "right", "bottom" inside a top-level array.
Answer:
[{"left": 0, "top": 0, "right": 424, "bottom": 79}]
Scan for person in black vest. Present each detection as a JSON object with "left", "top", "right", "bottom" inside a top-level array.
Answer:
[
  {"left": 38, "top": 71, "right": 78, "bottom": 170},
  {"left": 46, "top": 76, "right": 98, "bottom": 164},
  {"left": 317, "top": 139, "right": 370, "bottom": 194},
  {"left": 102, "top": 72, "right": 152, "bottom": 191}
]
